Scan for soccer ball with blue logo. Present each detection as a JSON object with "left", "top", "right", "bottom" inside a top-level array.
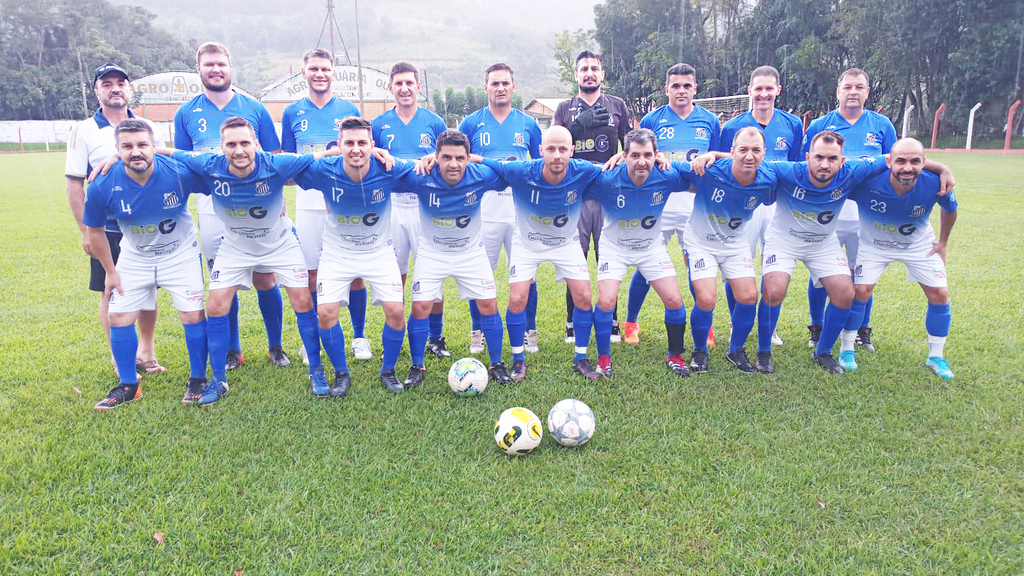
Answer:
[
  {"left": 494, "top": 407, "right": 543, "bottom": 456},
  {"left": 447, "top": 357, "right": 488, "bottom": 397},
  {"left": 547, "top": 399, "right": 596, "bottom": 447}
]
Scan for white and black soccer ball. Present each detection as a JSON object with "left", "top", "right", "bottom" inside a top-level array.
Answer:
[
  {"left": 448, "top": 357, "right": 488, "bottom": 397},
  {"left": 494, "top": 407, "right": 543, "bottom": 456},
  {"left": 547, "top": 399, "right": 596, "bottom": 447}
]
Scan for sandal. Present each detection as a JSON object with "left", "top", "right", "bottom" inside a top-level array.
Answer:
[{"left": 136, "top": 359, "right": 166, "bottom": 374}]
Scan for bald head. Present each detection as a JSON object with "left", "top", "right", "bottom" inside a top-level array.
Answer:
[
  {"left": 540, "top": 125, "right": 574, "bottom": 182},
  {"left": 888, "top": 137, "right": 926, "bottom": 189},
  {"left": 891, "top": 137, "right": 925, "bottom": 156}
]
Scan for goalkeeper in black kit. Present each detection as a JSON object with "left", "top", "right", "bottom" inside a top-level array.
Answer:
[{"left": 553, "top": 50, "right": 634, "bottom": 343}]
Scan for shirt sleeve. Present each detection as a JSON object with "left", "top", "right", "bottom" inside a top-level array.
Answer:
[
  {"left": 717, "top": 123, "right": 735, "bottom": 153},
  {"left": 280, "top": 109, "right": 297, "bottom": 153},
  {"left": 457, "top": 116, "right": 473, "bottom": 140},
  {"left": 292, "top": 158, "right": 321, "bottom": 190},
  {"left": 768, "top": 160, "right": 799, "bottom": 184},
  {"left": 847, "top": 156, "right": 889, "bottom": 182},
  {"left": 708, "top": 117, "right": 722, "bottom": 152},
  {"left": 83, "top": 179, "right": 109, "bottom": 228},
  {"left": 171, "top": 150, "right": 213, "bottom": 174},
  {"left": 937, "top": 187, "right": 957, "bottom": 212},
  {"left": 430, "top": 116, "right": 448, "bottom": 139},
  {"left": 389, "top": 158, "right": 417, "bottom": 180},
  {"left": 788, "top": 120, "right": 804, "bottom": 161},
  {"left": 552, "top": 100, "right": 570, "bottom": 127},
  {"left": 273, "top": 152, "right": 316, "bottom": 180},
  {"left": 801, "top": 119, "right": 821, "bottom": 155},
  {"left": 669, "top": 161, "right": 695, "bottom": 190},
  {"left": 256, "top": 105, "right": 282, "bottom": 151},
  {"left": 173, "top": 108, "right": 192, "bottom": 150},
  {"left": 64, "top": 121, "right": 90, "bottom": 178},
  {"left": 479, "top": 156, "right": 511, "bottom": 183},
  {"left": 527, "top": 121, "right": 542, "bottom": 159},
  {"left": 880, "top": 118, "right": 897, "bottom": 154},
  {"left": 639, "top": 111, "right": 655, "bottom": 131}
]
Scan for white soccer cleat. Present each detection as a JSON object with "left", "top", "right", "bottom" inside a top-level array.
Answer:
[
  {"left": 300, "top": 344, "right": 309, "bottom": 366},
  {"left": 524, "top": 329, "right": 540, "bottom": 353},
  {"left": 351, "top": 337, "right": 373, "bottom": 360},
  {"left": 771, "top": 330, "right": 784, "bottom": 346},
  {"left": 469, "top": 330, "right": 485, "bottom": 354}
]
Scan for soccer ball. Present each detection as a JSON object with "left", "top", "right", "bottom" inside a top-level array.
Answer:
[
  {"left": 494, "top": 407, "right": 543, "bottom": 456},
  {"left": 448, "top": 357, "right": 488, "bottom": 397},
  {"left": 547, "top": 399, "right": 596, "bottom": 447}
]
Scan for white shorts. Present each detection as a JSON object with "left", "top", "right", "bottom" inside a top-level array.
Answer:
[
  {"left": 685, "top": 245, "right": 755, "bottom": 282},
  {"left": 836, "top": 218, "right": 860, "bottom": 268},
  {"left": 761, "top": 233, "right": 851, "bottom": 281},
  {"left": 411, "top": 248, "right": 497, "bottom": 303},
  {"left": 597, "top": 244, "right": 676, "bottom": 283},
  {"left": 209, "top": 235, "right": 309, "bottom": 291},
  {"left": 317, "top": 246, "right": 404, "bottom": 306},
  {"left": 660, "top": 210, "right": 690, "bottom": 249},
  {"left": 197, "top": 212, "right": 227, "bottom": 270},
  {"left": 108, "top": 242, "right": 205, "bottom": 314},
  {"left": 508, "top": 234, "right": 590, "bottom": 283},
  {"left": 855, "top": 245, "right": 948, "bottom": 288},
  {"left": 746, "top": 204, "right": 774, "bottom": 258},
  {"left": 391, "top": 204, "right": 421, "bottom": 275},
  {"left": 483, "top": 221, "right": 515, "bottom": 270},
  {"left": 295, "top": 208, "right": 326, "bottom": 272}
]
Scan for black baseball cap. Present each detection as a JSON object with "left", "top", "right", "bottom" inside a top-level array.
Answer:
[{"left": 93, "top": 62, "right": 129, "bottom": 83}]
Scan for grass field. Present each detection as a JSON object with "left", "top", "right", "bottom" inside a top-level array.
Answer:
[{"left": 1, "top": 151, "right": 1022, "bottom": 572}]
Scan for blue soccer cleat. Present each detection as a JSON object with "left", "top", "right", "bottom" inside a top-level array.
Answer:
[
  {"left": 926, "top": 357, "right": 954, "bottom": 379},
  {"left": 310, "top": 366, "right": 331, "bottom": 397},
  {"left": 197, "top": 379, "right": 229, "bottom": 405},
  {"left": 838, "top": 350, "right": 858, "bottom": 371}
]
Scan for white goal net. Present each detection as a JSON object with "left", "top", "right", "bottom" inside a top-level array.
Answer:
[{"left": 694, "top": 94, "right": 751, "bottom": 125}]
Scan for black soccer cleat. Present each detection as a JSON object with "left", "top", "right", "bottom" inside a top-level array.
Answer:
[
  {"left": 572, "top": 358, "right": 602, "bottom": 380},
  {"left": 756, "top": 352, "right": 775, "bottom": 375},
  {"left": 380, "top": 369, "right": 404, "bottom": 393},
  {"left": 267, "top": 346, "right": 291, "bottom": 367},
  {"left": 510, "top": 359, "right": 528, "bottom": 381},
  {"left": 807, "top": 325, "right": 822, "bottom": 348},
  {"left": 689, "top": 349, "right": 709, "bottom": 373},
  {"left": 564, "top": 321, "right": 575, "bottom": 344},
  {"left": 488, "top": 362, "right": 513, "bottom": 385},
  {"left": 725, "top": 348, "right": 756, "bottom": 373},
  {"left": 331, "top": 370, "right": 351, "bottom": 397},
  {"left": 856, "top": 327, "right": 876, "bottom": 352},
  {"left": 426, "top": 336, "right": 452, "bottom": 358},
  {"left": 94, "top": 384, "right": 142, "bottom": 411},
  {"left": 225, "top": 350, "right": 245, "bottom": 371},
  {"left": 404, "top": 365, "right": 426, "bottom": 389},
  {"left": 813, "top": 352, "right": 844, "bottom": 374},
  {"left": 182, "top": 377, "right": 206, "bottom": 404}
]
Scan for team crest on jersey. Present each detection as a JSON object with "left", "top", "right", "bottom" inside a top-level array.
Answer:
[
  {"left": 745, "top": 196, "right": 759, "bottom": 209},
  {"left": 211, "top": 270, "right": 220, "bottom": 280},
  {"left": 412, "top": 281, "right": 420, "bottom": 292},
  {"left": 831, "top": 188, "right": 844, "bottom": 201},
  {"left": 865, "top": 133, "right": 877, "bottom": 146},
  {"left": 652, "top": 191, "right": 664, "bottom": 205},
  {"left": 855, "top": 264, "right": 863, "bottom": 276},
  {"left": 334, "top": 118, "right": 344, "bottom": 130},
  {"left": 465, "top": 192, "right": 478, "bottom": 205},
  {"left": 693, "top": 258, "right": 705, "bottom": 270},
  {"left": 695, "top": 127, "right": 709, "bottom": 140},
  {"left": 163, "top": 192, "right": 181, "bottom": 207},
  {"left": 566, "top": 189, "right": 578, "bottom": 204},
  {"left": 419, "top": 133, "right": 431, "bottom": 147},
  {"left": 599, "top": 262, "right": 609, "bottom": 272},
  {"left": 911, "top": 204, "right": 925, "bottom": 217},
  {"left": 765, "top": 254, "right": 776, "bottom": 266},
  {"left": 775, "top": 137, "right": 788, "bottom": 150},
  {"left": 255, "top": 180, "right": 271, "bottom": 196},
  {"left": 372, "top": 188, "right": 385, "bottom": 203},
  {"left": 513, "top": 132, "right": 525, "bottom": 147}
]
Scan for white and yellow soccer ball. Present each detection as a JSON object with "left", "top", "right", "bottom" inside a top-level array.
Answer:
[
  {"left": 448, "top": 358, "right": 488, "bottom": 397},
  {"left": 547, "top": 399, "right": 596, "bottom": 447},
  {"left": 494, "top": 407, "right": 543, "bottom": 456}
]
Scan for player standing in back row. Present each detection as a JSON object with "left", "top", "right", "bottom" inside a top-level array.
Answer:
[
  {"left": 459, "top": 64, "right": 543, "bottom": 355},
  {"left": 281, "top": 48, "right": 370, "bottom": 365},
  {"left": 174, "top": 41, "right": 288, "bottom": 370}
]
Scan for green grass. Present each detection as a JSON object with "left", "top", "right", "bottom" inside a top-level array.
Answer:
[{"left": 1, "top": 152, "right": 1022, "bottom": 573}]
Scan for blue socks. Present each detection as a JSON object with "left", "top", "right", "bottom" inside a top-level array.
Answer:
[
  {"left": 594, "top": 307, "right": 614, "bottom": 357},
  {"left": 381, "top": 323, "right": 405, "bottom": 373},
  {"left": 428, "top": 312, "right": 444, "bottom": 339},
  {"left": 349, "top": 287, "right": 367, "bottom": 339},
  {"left": 861, "top": 294, "right": 874, "bottom": 328},
  {"left": 690, "top": 305, "right": 715, "bottom": 351},
  {"left": 572, "top": 306, "right": 594, "bottom": 362},
  {"left": 469, "top": 299, "right": 482, "bottom": 331},
  {"left": 407, "top": 315, "right": 429, "bottom": 367},
  {"left": 295, "top": 309, "right": 322, "bottom": 373},
  {"left": 725, "top": 282, "right": 737, "bottom": 316},
  {"left": 480, "top": 312, "right": 504, "bottom": 365},
  {"left": 257, "top": 285, "right": 283, "bottom": 350},
  {"left": 228, "top": 294, "right": 241, "bottom": 353},
  {"left": 729, "top": 302, "right": 756, "bottom": 353},
  {"left": 807, "top": 279, "right": 827, "bottom": 327},
  {"left": 318, "top": 322, "right": 349, "bottom": 373},
  {"left": 757, "top": 301, "right": 781, "bottom": 353},
  {"left": 843, "top": 300, "right": 869, "bottom": 332},
  {"left": 626, "top": 270, "right": 649, "bottom": 323},
  {"left": 207, "top": 313, "right": 230, "bottom": 383},
  {"left": 183, "top": 319, "right": 208, "bottom": 380},
  {"left": 110, "top": 325, "right": 139, "bottom": 385},
  {"left": 816, "top": 302, "right": 851, "bottom": 356},
  {"left": 926, "top": 303, "right": 951, "bottom": 337},
  {"left": 506, "top": 309, "right": 527, "bottom": 362},
  {"left": 526, "top": 283, "right": 538, "bottom": 331}
]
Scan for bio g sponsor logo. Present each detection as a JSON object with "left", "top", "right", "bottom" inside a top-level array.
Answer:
[
  {"left": 130, "top": 218, "right": 178, "bottom": 235},
  {"left": 337, "top": 213, "right": 380, "bottom": 226},
  {"left": 225, "top": 206, "right": 268, "bottom": 219},
  {"left": 530, "top": 213, "right": 569, "bottom": 228},
  {"left": 707, "top": 213, "right": 743, "bottom": 230},
  {"left": 433, "top": 215, "right": 471, "bottom": 228},
  {"left": 617, "top": 215, "right": 658, "bottom": 229}
]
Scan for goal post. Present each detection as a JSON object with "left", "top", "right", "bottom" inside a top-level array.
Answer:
[{"left": 694, "top": 94, "right": 751, "bottom": 125}]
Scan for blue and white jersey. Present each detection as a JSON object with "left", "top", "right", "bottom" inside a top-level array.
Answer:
[
  {"left": 84, "top": 155, "right": 204, "bottom": 258},
  {"left": 372, "top": 106, "right": 447, "bottom": 206},
  {"left": 173, "top": 150, "right": 314, "bottom": 256},
  {"left": 281, "top": 96, "right": 360, "bottom": 211},
  {"left": 680, "top": 160, "right": 777, "bottom": 252},
  {"left": 395, "top": 163, "right": 505, "bottom": 254},
  {"left": 481, "top": 157, "right": 602, "bottom": 251},
  {"left": 173, "top": 90, "right": 280, "bottom": 215},
  {"left": 587, "top": 163, "right": 692, "bottom": 252},
  {"left": 640, "top": 104, "right": 721, "bottom": 214},
  {"left": 459, "top": 107, "right": 542, "bottom": 223},
  {"left": 718, "top": 109, "right": 803, "bottom": 162},
  {"left": 294, "top": 158, "right": 416, "bottom": 253},
  {"left": 768, "top": 157, "right": 887, "bottom": 245},
  {"left": 851, "top": 170, "right": 957, "bottom": 251}
]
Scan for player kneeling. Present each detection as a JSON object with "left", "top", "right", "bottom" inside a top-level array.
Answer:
[
  {"left": 86, "top": 119, "right": 210, "bottom": 409},
  {"left": 839, "top": 138, "right": 958, "bottom": 378}
]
